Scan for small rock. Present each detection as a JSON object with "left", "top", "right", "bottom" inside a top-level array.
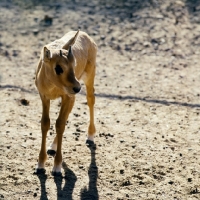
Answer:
[
  {"left": 101, "top": 35, "right": 106, "bottom": 40},
  {"left": 32, "top": 29, "right": 39, "bottom": 36},
  {"left": 175, "top": 0, "right": 185, "bottom": 7},
  {"left": 44, "top": 15, "right": 53, "bottom": 25},
  {"left": 12, "top": 50, "right": 18, "bottom": 57},
  {"left": 151, "top": 38, "right": 159, "bottom": 44},
  {"left": 4, "top": 50, "right": 9, "bottom": 57},
  {"left": 121, "top": 180, "right": 131, "bottom": 186},
  {"left": 139, "top": 181, "right": 144, "bottom": 185},
  {"left": 40, "top": 15, "right": 53, "bottom": 26},
  {"left": 34, "top": 17, "right": 38, "bottom": 22},
  {"left": 92, "top": 31, "right": 98, "bottom": 36},
  {"left": 20, "top": 30, "right": 28, "bottom": 35},
  {"left": 190, "top": 188, "right": 198, "bottom": 194},
  {"left": 170, "top": 147, "right": 175, "bottom": 151},
  {"left": 143, "top": 41, "right": 151, "bottom": 47},
  {"left": 20, "top": 99, "right": 29, "bottom": 106},
  {"left": 188, "top": 178, "right": 192, "bottom": 182},
  {"left": 76, "top": 128, "right": 81, "bottom": 132}
]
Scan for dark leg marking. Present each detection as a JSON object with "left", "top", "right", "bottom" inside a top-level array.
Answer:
[
  {"left": 51, "top": 171, "right": 62, "bottom": 177},
  {"left": 86, "top": 139, "right": 95, "bottom": 147},
  {"left": 47, "top": 149, "right": 56, "bottom": 157},
  {"left": 34, "top": 168, "right": 46, "bottom": 175}
]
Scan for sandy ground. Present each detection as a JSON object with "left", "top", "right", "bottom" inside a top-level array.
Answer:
[{"left": 0, "top": 0, "right": 200, "bottom": 199}]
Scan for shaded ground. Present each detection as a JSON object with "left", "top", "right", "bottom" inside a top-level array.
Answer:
[{"left": 0, "top": 0, "right": 200, "bottom": 199}]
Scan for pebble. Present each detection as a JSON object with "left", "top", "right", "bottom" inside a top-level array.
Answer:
[
  {"left": 20, "top": 99, "right": 29, "bottom": 106},
  {"left": 188, "top": 178, "right": 192, "bottom": 182},
  {"left": 44, "top": 15, "right": 53, "bottom": 26},
  {"left": 101, "top": 35, "right": 106, "bottom": 40},
  {"left": 12, "top": 50, "right": 18, "bottom": 57},
  {"left": 32, "top": 29, "right": 39, "bottom": 36},
  {"left": 20, "top": 30, "right": 28, "bottom": 35}
]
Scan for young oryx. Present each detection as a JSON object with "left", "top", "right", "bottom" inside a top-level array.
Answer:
[{"left": 35, "top": 30, "right": 97, "bottom": 175}]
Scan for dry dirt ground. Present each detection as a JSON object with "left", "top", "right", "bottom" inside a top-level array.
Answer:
[{"left": 0, "top": 0, "right": 200, "bottom": 199}]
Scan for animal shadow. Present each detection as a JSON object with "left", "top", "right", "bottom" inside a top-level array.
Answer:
[
  {"left": 35, "top": 173, "right": 48, "bottom": 200},
  {"left": 54, "top": 162, "right": 77, "bottom": 200},
  {"left": 80, "top": 144, "right": 99, "bottom": 200}
]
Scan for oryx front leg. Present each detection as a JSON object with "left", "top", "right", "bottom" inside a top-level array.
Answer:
[
  {"left": 52, "top": 96, "right": 75, "bottom": 175},
  {"left": 37, "top": 96, "right": 50, "bottom": 173}
]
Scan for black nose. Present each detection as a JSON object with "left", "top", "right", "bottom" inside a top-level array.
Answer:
[{"left": 73, "top": 87, "right": 81, "bottom": 93}]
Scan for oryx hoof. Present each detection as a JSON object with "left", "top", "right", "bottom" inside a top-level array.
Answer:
[
  {"left": 51, "top": 171, "right": 62, "bottom": 177},
  {"left": 34, "top": 168, "right": 46, "bottom": 175},
  {"left": 47, "top": 149, "right": 56, "bottom": 157},
  {"left": 86, "top": 139, "right": 95, "bottom": 147}
]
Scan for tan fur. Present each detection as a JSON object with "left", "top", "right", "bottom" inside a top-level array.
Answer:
[{"left": 35, "top": 30, "right": 97, "bottom": 174}]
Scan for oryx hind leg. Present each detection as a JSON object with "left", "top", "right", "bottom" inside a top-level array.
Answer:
[
  {"left": 36, "top": 95, "right": 50, "bottom": 174},
  {"left": 83, "top": 64, "right": 96, "bottom": 146}
]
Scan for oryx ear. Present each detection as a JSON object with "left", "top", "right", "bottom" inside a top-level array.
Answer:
[
  {"left": 67, "top": 46, "right": 76, "bottom": 67},
  {"left": 63, "top": 30, "right": 79, "bottom": 50},
  {"left": 43, "top": 46, "right": 51, "bottom": 61}
]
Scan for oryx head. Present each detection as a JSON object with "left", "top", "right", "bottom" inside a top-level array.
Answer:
[{"left": 42, "top": 31, "right": 81, "bottom": 95}]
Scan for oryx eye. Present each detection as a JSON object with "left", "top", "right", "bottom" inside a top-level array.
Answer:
[{"left": 55, "top": 65, "right": 63, "bottom": 75}]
